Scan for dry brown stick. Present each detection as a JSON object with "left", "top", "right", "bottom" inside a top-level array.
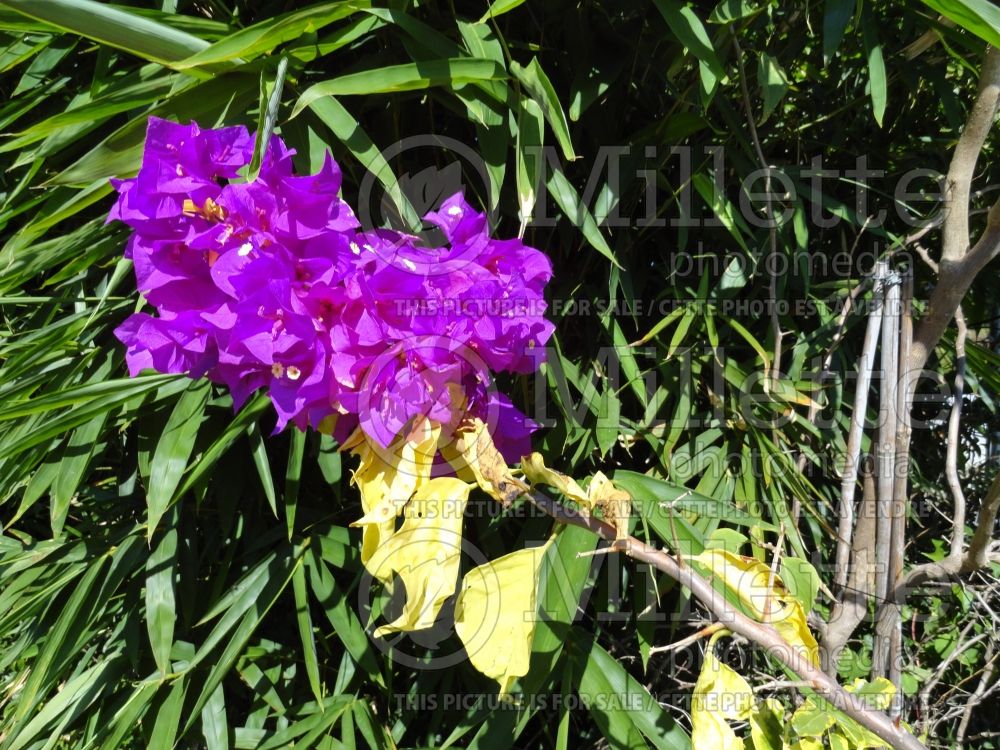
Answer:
[
  {"left": 524, "top": 489, "right": 928, "bottom": 750},
  {"left": 872, "top": 273, "right": 901, "bottom": 681},
  {"left": 884, "top": 268, "right": 914, "bottom": 714},
  {"left": 823, "top": 455, "right": 878, "bottom": 673},
  {"left": 835, "top": 266, "right": 886, "bottom": 590}
]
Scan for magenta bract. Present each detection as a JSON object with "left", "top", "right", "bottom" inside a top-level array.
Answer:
[{"left": 111, "top": 117, "right": 553, "bottom": 460}]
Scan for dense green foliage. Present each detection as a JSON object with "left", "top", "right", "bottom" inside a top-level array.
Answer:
[{"left": 1, "top": 1, "right": 999, "bottom": 748}]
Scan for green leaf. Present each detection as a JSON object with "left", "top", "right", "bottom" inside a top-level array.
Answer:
[
  {"left": 293, "top": 563, "right": 323, "bottom": 705},
  {"left": 478, "top": 0, "right": 527, "bottom": 22},
  {"left": 248, "top": 420, "right": 279, "bottom": 517},
  {"left": 921, "top": 0, "right": 1000, "bottom": 48},
  {"left": 652, "top": 0, "right": 726, "bottom": 85},
  {"left": 862, "top": 19, "right": 888, "bottom": 126},
  {"left": 569, "top": 633, "right": 689, "bottom": 750},
  {"left": 823, "top": 0, "right": 854, "bottom": 64},
  {"left": 201, "top": 681, "right": 229, "bottom": 750},
  {"left": 510, "top": 57, "right": 576, "bottom": 161},
  {"left": 284, "top": 427, "right": 306, "bottom": 539},
  {"left": 304, "top": 95, "right": 421, "bottom": 231},
  {"left": 50, "top": 410, "right": 107, "bottom": 536},
  {"left": 780, "top": 557, "right": 821, "bottom": 613},
  {"left": 0, "top": 0, "right": 210, "bottom": 66},
  {"left": 292, "top": 58, "right": 506, "bottom": 116},
  {"left": 546, "top": 167, "right": 623, "bottom": 269},
  {"left": 516, "top": 96, "right": 545, "bottom": 230},
  {"left": 757, "top": 53, "right": 789, "bottom": 123},
  {"left": 175, "top": 2, "right": 366, "bottom": 68},
  {"left": 146, "top": 504, "right": 179, "bottom": 676},
  {"left": 146, "top": 380, "right": 209, "bottom": 539},
  {"left": 708, "top": 0, "right": 760, "bottom": 23}
]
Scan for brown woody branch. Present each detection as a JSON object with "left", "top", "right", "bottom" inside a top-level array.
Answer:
[
  {"left": 907, "top": 46, "right": 1000, "bottom": 375},
  {"left": 525, "top": 489, "right": 928, "bottom": 750}
]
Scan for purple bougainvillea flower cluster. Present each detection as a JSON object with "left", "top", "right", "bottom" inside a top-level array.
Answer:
[{"left": 111, "top": 118, "right": 553, "bottom": 460}]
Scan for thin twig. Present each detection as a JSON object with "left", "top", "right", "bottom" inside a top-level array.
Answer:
[
  {"left": 947, "top": 308, "right": 969, "bottom": 559},
  {"left": 956, "top": 643, "right": 997, "bottom": 750},
  {"left": 835, "top": 265, "right": 885, "bottom": 590}
]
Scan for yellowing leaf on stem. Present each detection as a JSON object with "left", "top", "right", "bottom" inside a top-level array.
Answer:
[
  {"left": 520, "top": 452, "right": 589, "bottom": 506},
  {"left": 770, "top": 597, "right": 820, "bottom": 668},
  {"left": 691, "top": 641, "right": 755, "bottom": 750},
  {"left": 454, "top": 541, "right": 551, "bottom": 695},
  {"left": 749, "top": 698, "right": 785, "bottom": 750},
  {"left": 694, "top": 548, "right": 780, "bottom": 620},
  {"left": 361, "top": 477, "right": 473, "bottom": 637},
  {"left": 444, "top": 418, "right": 525, "bottom": 505},
  {"left": 692, "top": 549, "right": 819, "bottom": 666},
  {"left": 586, "top": 471, "right": 632, "bottom": 541}
]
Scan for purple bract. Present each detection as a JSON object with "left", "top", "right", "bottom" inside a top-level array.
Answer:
[{"left": 111, "top": 117, "right": 553, "bottom": 460}]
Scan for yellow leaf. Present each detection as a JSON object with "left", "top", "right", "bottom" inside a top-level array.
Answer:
[
  {"left": 348, "top": 420, "right": 441, "bottom": 578},
  {"left": 784, "top": 738, "right": 823, "bottom": 750},
  {"left": 693, "top": 548, "right": 780, "bottom": 620},
  {"left": 443, "top": 418, "right": 525, "bottom": 505},
  {"left": 520, "top": 452, "right": 589, "bottom": 506},
  {"left": 749, "top": 698, "right": 786, "bottom": 750},
  {"left": 586, "top": 471, "right": 632, "bottom": 540},
  {"left": 693, "top": 549, "right": 819, "bottom": 667},
  {"left": 454, "top": 542, "right": 551, "bottom": 695},
  {"left": 692, "top": 644, "right": 755, "bottom": 750},
  {"left": 363, "top": 477, "right": 473, "bottom": 636},
  {"left": 770, "top": 597, "right": 820, "bottom": 668}
]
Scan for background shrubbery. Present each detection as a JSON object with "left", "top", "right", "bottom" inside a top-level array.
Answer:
[{"left": 1, "top": 1, "right": 999, "bottom": 748}]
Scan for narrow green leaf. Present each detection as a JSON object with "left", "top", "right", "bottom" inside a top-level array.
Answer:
[
  {"left": 285, "top": 428, "right": 306, "bottom": 539},
  {"left": 176, "top": 1, "right": 367, "bottom": 68},
  {"left": 292, "top": 58, "right": 505, "bottom": 116},
  {"left": 293, "top": 563, "right": 323, "bottom": 705},
  {"left": 0, "top": 0, "right": 209, "bottom": 65},
  {"left": 305, "top": 95, "right": 420, "bottom": 231},
  {"left": 652, "top": 0, "right": 726, "bottom": 84},
  {"left": 478, "top": 0, "right": 527, "bottom": 22},
  {"left": 569, "top": 634, "right": 689, "bottom": 750},
  {"left": 823, "top": 0, "right": 854, "bottom": 64},
  {"left": 708, "top": 0, "right": 759, "bottom": 23},
  {"left": 146, "top": 380, "right": 209, "bottom": 539},
  {"left": 146, "top": 504, "right": 179, "bottom": 676},
  {"left": 862, "top": 20, "right": 888, "bottom": 126},
  {"left": 201, "top": 681, "right": 230, "bottom": 750},
  {"left": 921, "top": 0, "right": 1000, "bottom": 48},
  {"left": 546, "top": 167, "right": 623, "bottom": 269},
  {"left": 510, "top": 57, "right": 576, "bottom": 160}
]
